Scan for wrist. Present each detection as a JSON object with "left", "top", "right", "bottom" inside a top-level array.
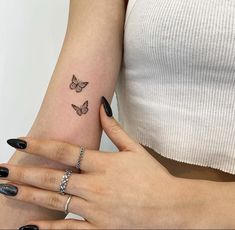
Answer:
[
  {"left": 187, "top": 178, "right": 235, "bottom": 229},
  {"left": 169, "top": 177, "right": 210, "bottom": 228},
  {"left": 209, "top": 181, "right": 235, "bottom": 229}
]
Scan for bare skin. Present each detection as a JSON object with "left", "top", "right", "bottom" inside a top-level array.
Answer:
[
  {"left": 2, "top": 105, "right": 235, "bottom": 229},
  {"left": 0, "top": 0, "right": 127, "bottom": 228},
  {"left": 1, "top": 0, "right": 235, "bottom": 228},
  {"left": 1, "top": 106, "right": 235, "bottom": 229}
]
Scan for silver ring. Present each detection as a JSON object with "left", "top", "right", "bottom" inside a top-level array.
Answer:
[
  {"left": 76, "top": 146, "right": 85, "bottom": 173},
  {"left": 64, "top": 195, "right": 72, "bottom": 214},
  {"left": 59, "top": 169, "right": 72, "bottom": 195}
]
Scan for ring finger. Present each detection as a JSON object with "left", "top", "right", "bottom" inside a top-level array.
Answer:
[{"left": 0, "top": 164, "right": 95, "bottom": 199}]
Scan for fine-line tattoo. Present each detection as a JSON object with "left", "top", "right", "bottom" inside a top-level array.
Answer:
[
  {"left": 70, "top": 74, "right": 89, "bottom": 93},
  {"left": 72, "top": 100, "right": 89, "bottom": 116}
]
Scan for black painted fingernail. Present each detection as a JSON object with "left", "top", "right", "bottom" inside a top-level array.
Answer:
[
  {"left": 0, "top": 167, "right": 8, "bottom": 177},
  {"left": 0, "top": 184, "right": 18, "bottom": 196},
  {"left": 19, "top": 225, "right": 39, "bottom": 230},
  {"left": 7, "top": 138, "right": 27, "bottom": 149},
  {"left": 101, "top": 96, "right": 113, "bottom": 117}
]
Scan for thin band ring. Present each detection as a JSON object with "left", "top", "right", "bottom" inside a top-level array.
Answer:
[
  {"left": 59, "top": 169, "right": 73, "bottom": 195},
  {"left": 76, "top": 146, "right": 85, "bottom": 173},
  {"left": 64, "top": 194, "right": 72, "bottom": 214}
]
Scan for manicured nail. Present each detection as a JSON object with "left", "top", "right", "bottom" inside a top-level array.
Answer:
[
  {"left": 101, "top": 96, "right": 113, "bottom": 117},
  {"left": 0, "top": 184, "right": 18, "bottom": 196},
  {"left": 19, "top": 225, "right": 39, "bottom": 230},
  {"left": 0, "top": 167, "right": 8, "bottom": 177},
  {"left": 7, "top": 138, "right": 27, "bottom": 149}
]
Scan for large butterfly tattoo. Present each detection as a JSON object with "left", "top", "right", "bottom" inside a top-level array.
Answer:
[
  {"left": 71, "top": 100, "right": 89, "bottom": 116},
  {"left": 69, "top": 75, "right": 89, "bottom": 93}
]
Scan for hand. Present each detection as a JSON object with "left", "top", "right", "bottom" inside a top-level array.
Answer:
[{"left": 0, "top": 97, "right": 212, "bottom": 229}]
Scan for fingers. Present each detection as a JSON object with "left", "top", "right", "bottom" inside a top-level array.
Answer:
[
  {"left": 4, "top": 183, "right": 90, "bottom": 219},
  {"left": 100, "top": 97, "right": 139, "bottom": 151},
  {"left": 7, "top": 138, "right": 111, "bottom": 173},
  {"left": 0, "top": 164, "right": 95, "bottom": 198},
  {"left": 20, "top": 219, "right": 96, "bottom": 230}
]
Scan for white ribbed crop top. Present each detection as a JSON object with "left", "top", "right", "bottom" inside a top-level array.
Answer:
[{"left": 115, "top": 0, "right": 235, "bottom": 174}]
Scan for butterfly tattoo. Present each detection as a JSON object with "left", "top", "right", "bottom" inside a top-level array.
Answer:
[
  {"left": 69, "top": 75, "right": 89, "bottom": 93},
  {"left": 71, "top": 100, "right": 89, "bottom": 116}
]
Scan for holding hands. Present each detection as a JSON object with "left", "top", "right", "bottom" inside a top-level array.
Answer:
[{"left": 0, "top": 97, "right": 214, "bottom": 229}]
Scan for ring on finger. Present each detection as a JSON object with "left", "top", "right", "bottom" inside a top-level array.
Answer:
[
  {"left": 59, "top": 169, "right": 72, "bottom": 195},
  {"left": 76, "top": 146, "right": 85, "bottom": 173},
  {"left": 64, "top": 194, "right": 72, "bottom": 214}
]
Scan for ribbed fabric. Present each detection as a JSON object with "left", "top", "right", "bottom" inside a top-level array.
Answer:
[{"left": 115, "top": 0, "right": 235, "bottom": 174}]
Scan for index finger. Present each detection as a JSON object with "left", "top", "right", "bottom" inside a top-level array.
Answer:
[{"left": 7, "top": 138, "right": 111, "bottom": 173}]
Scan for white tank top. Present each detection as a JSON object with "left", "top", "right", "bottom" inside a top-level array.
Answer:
[{"left": 115, "top": 0, "right": 235, "bottom": 174}]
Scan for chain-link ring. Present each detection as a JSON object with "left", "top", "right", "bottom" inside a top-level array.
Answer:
[{"left": 76, "top": 146, "right": 85, "bottom": 173}]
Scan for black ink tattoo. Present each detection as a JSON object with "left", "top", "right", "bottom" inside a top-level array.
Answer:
[
  {"left": 70, "top": 75, "right": 88, "bottom": 93},
  {"left": 72, "top": 100, "right": 89, "bottom": 116}
]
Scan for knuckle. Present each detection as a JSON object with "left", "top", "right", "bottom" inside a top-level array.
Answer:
[
  {"left": 93, "top": 184, "right": 105, "bottom": 195},
  {"left": 71, "top": 180, "right": 86, "bottom": 194},
  {"left": 86, "top": 181, "right": 105, "bottom": 196},
  {"left": 20, "top": 189, "right": 35, "bottom": 202},
  {"left": 99, "top": 155, "right": 113, "bottom": 172},
  {"left": 73, "top": 177, "right": 99, "bottom": 195},
  {"left": 17, "top": 187, "right": 39, "bottom": 204},
  {"left": 109, "top": 121, "right": 121, "bottom": 135},
  {"left": 31, "top": 139, "right": 43, "bottom": 152},
  {"left": 46, "top": 195, "right": 61, "bottom": 209},
  {"left": 14, "top": 168, "right": 27, "bottom": 182},
  {"left": 54, "top": 143, "right": 67, "bottom": 161},
  {"left": 41, "top": 171, "right": 58, "bottom": 187}
]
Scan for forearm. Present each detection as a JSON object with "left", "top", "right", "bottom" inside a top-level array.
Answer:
[
  {"left": 13, "top": 0, "right": 125, "bottom": 156},
  {"left": 1, "top": 0, "right": 126, "bottom": 227}
]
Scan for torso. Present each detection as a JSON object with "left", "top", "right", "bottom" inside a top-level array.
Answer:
[
  {"left": 116, "top": 1, "right": 235, "bottom": 179},
  {"left": 143, "top": 145, "right": 235, "bottom": 182}
]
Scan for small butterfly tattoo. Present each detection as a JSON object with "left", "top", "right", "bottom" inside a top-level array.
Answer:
[
  {"left": 69, "top": 75, "right": 89, "bottom": 93},
  {"left": 71, "top": 100, "right": 89, "bottom": 116}
]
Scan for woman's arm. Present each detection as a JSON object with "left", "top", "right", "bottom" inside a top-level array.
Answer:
[
  {"left": 0, "top": 0, "right": 127, "bottom": 228},
  {"left": 2, "top": 106, "right": 235, "bottom": 229}
]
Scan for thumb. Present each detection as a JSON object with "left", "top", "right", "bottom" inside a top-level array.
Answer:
[{"left": 100, "top": 96, "right": 138, "bottom": 151}]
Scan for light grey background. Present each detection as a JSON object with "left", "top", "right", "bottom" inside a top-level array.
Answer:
[{"left": 0, "top": 0, "right": 118, "bottom": 219}]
